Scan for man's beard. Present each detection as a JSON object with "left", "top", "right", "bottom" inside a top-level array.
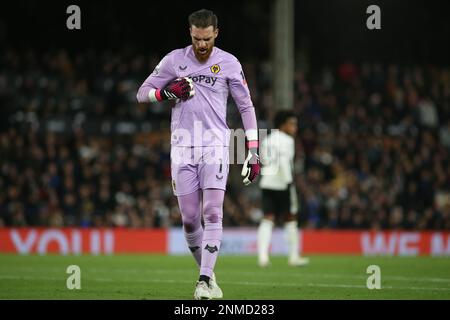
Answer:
[{"left": 194, "top": 46, "right": 213, "bottom": 62}]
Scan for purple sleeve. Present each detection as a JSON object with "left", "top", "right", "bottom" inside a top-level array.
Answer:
[
  {"left": 229, "top": 61, "right": 258, "bottom": 141},
  {"left": 136, "top": 52, "right": 177, "bottom": 103}
]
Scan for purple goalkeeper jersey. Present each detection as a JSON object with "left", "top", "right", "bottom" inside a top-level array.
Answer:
[{"left": 137, "top": 45, "right": 257, "bottom": 147}]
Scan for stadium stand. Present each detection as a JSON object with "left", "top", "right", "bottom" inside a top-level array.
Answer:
[{"left": 1, "top": 49, "right": 449, "bottom": 230}]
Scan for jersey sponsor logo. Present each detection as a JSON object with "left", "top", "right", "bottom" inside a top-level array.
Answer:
[
  {"left": 190, "top": 75, "right": 217, "bottom": 86},
  {"left": 204, "top": 244, "right": 218, "bottom": 253},
  {"left": 210, "top": 64, "right": 221, "bottom": 74}
]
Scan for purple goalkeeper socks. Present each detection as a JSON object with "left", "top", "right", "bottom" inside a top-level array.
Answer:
[
  {"left": 177, "top": 189, "right": 224, "bottom": 277},
  {"left": 199, "top": 189, "right": 224, "bottom": 278},
  {"left": 200, "top": 224, "right": 222, "bottom": 277},
  {"left": 177, "top": 190, "right": 203, "bottom": 267},
  {"left": 184, "top": 227, "right": 203, "bottom": 267}
]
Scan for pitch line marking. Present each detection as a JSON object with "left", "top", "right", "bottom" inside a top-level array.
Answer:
[
  {"left": 2, "top": 266, "right": 450, "bottom": 283},
  {"left": 1, "top": 275, "right": 449, "bottom": 292}
]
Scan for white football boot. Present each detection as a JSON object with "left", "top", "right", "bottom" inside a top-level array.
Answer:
[
  {"left": 258, "top": 255, "right": 271, "bottom": 268},
  {"left": 194, "top": 281, "right": 212, "bottom": 300},
  {"left": 209, "top": 273, "right": 223, "bottom": 299},
  {"left": 288, "top": 256, "right": 310, "bottom": 267}
]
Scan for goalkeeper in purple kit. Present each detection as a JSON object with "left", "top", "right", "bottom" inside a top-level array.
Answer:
[{"left": 136, "top": 9, "right": 260, "bottom": 299}]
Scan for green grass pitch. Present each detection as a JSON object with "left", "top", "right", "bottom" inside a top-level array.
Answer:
[{"left": 0, "top": 254, "right": 449, "bottom": 299}]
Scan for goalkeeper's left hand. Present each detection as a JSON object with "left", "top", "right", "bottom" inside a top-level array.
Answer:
[{"left": 241, "top": 141, "right": 261, "bottom": 186}]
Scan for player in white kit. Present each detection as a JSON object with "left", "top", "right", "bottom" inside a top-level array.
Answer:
[{"left": 257, "top": 111, "right": 309, "bottom": 267}]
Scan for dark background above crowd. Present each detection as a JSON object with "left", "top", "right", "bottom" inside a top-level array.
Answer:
[{"left": 1, "top": 0, "right": 450, "bottom": 64}]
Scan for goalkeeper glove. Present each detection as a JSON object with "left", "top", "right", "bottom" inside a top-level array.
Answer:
[
  {"left": 241, "top": 141, "right": 261, "bottom": 186},
  {"left": 154, "top": 77, "right": 195, "bottom": 101}
]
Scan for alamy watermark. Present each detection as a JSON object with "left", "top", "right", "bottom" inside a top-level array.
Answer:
[
  {"left": 66, "top": 5, "right": 81, "bottom": 30},
  {"left": 366, "top": 265, "right": 381, "bottom": 289},
  {"left": 66, "top": 265, "right": 81, "bottom": 289},
  {"left": 366, "top": 5, "right": 381, "bottom": 30},
  {"left": 170, "top": 122, "right": 281, "bottom": 175}
]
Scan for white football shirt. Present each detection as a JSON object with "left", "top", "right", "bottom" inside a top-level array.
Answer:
[{"left": 259, "top": 130, "right": 295, "bottom": 190}]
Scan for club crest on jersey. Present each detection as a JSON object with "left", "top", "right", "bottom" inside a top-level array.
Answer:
[{"left": 210, "top": 64, "right": 220, "bottom": 74}]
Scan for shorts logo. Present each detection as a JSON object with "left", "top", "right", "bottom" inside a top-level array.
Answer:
[
  {"left": 210, "top": 64, "right": 220, "bottom": 74},
  {"left": 204, "top": 244, "right": 218, "bottom": 253},
  {"left": 216, "top": 159, "right": 223, "bottom": 180}
]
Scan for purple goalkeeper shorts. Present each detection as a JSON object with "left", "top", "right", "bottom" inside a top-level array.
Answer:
[{"left": 170, "top": 146, "right": 230, "bottom": 196}]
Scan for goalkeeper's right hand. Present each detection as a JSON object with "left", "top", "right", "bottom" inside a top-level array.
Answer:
[{"left": 154, "top": 77, "right": 195, "bottom": 102}]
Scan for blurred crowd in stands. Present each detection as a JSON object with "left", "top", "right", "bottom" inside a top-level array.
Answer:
[{"left": 0, "top": 48, "right": 449, "bottom": 230}]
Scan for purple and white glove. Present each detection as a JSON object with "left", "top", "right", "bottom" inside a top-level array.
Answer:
[{"left": 241, "top": 140, "right": 261, "bottom": 186}]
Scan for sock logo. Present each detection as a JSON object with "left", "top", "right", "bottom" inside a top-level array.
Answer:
[
  {"left": 189, "top": 246, "right": 200, "bottom": 253},
  {"left": 204, "top": 244, "right": 218, "bottom": 253}
]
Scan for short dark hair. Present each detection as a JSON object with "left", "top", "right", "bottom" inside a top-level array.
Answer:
[
  {"left": 188, "top": 9, "right": 218, "bottom": 29},
  {"left": 273, "top": 111, "right": 297, "bottom": 129}
]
